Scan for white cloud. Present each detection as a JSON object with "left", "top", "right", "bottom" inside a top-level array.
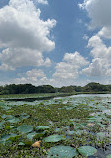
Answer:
[
  {"left": 87, "top": 35, "right": 107, "bottom": 58},
  {"left": 79, "top": 0, "right": 111, "bottom": 39},
  {"left": 82, "top": 35, "right": 111, "bottom": 76},
  {"left": 53, "top": 51, "right": 89, "bottom": 80},
  {"left": 79, "top": 0, "right": 111, "bottom": 28},
  {"left": 79, "top": 0, "right": 111, "bottom": 78},
  {"left": 43, "top": 57, "right": 52, "bottom": 67},
  {"left": 14, "top": 50, "right": 90, "bottom": 87},
  {"left": 82, "top": 58, "right": 107, "bottom": 76},
  {"left": 0, "top": 48, "right": 43, "bottom": 70},
  {"left": 83, "top": 34, "right": 89, "bottom": 40},
  {"left": 37, "top": 0, "right": 48, "bottom": 5},
  {"left": 0, "top": 0, "right": 56, "bottom": 70},
  {"left": 15, "top": 69, "right": 45, "bottom": 84},
  {"left": 26, "top": 69, "right": 45, "bottom": 78},
  {"left": 14, "top": 68, "right": 56, "bottom": 86},
  {"left": 98, "top": 27, "right": 111, "bottom": 39}
]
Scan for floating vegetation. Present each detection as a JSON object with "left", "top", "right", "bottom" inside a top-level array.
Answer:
[
  {"left": 0, "top": 94, "right": 111, "bottom": 157},
  {"left": 106, "top": 154, "right": 111, "bottom": 158},
  {"left": 35, "top": 126, "right": 50, "bottom": 131},
  {"left": 17, "top": 125, "right": 33, "bottom": 134},
  {"left": 48, "top": 145, "right": 78, "bottom": 158},
  {"left": 43, "top": 134, "right": 66, "bottom": 143},
  {"left": 78, "top": 146, "right": 97, "bottom": 157}
]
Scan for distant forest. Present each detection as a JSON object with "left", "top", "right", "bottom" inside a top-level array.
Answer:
[{"left": 0, "top": 82, "right": 111, "bottom": 95}]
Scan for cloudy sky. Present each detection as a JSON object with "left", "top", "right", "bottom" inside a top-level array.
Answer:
[{"left": 0, "top": 0, "right": 111, "bottom": 87}]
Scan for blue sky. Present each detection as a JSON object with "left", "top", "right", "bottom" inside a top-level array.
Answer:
[{"left": 0, "top": 0, "right": 111, "bottom": 87}]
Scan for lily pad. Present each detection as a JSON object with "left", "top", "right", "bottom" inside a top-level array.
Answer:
[
  {"left": 0, "top": 120, "right": 5, "bottom": 129},
  {"left": 18, "top": 142, "right": 25, "bottom": 146},
  {"left": 106, "top": 154, "right": 111, "bottom": 158},
  {"left": 33, "top": 131, "right": 46, "bottom": 139},
  {"left": 48, "top": 145, "right": 78, "bottom": 158},
  {"left": 1, "top": 114, "right": 13, "bottom": 119},
  {"left": 6, "top": 110, "right": 14, "bottom": 113},
  {"left": 43, "top": 134, "right": 65, "bottom": 143},
  {"left": 55, "top": 128, "right": 61, "bottom": 132},
  {"left": 7, "top": 117, "right": 20, "bottom": 123},
  {"left": 27, "top": 132, "right": 37, "bottom": 140},
  {"left": 78, "top": 146, "right": 97, "bottom": 157},
  {"left": 35, "top": 126, "right": 50, "bottom": 131},
  {"left": 20, "top": 114, "right": 30, "bottom": 120},
  {"left": 3, "top": 106, "right": 11, "bottom": 110},
  {"left": 0, "top": 133, "right": 17, "bottom": 144},
  {"left": 17, "top": 125, "right": 33, "bottom": 134},
  {"left": 97, "top": 132, "right": 110, "bottom": 139},
  {"left": 66, "top": 130, "right": 75, "bottom": 135}
]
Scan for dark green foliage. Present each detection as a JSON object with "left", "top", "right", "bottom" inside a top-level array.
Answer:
[
  {"left": 0, "top": 82, "right": 111, "bottom": 95},
  {"left": 0, "top": 84, "right": 56, "bottom": 95},
  {"left": 59, "top": 82, "right": 111, "bottom": 93},
  {"left": 83, "top": 82, "right": 109, "bottom": 92}
]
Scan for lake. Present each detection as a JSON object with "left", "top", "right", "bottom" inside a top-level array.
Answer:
[{"left": 0, "top": 94, "right": 111, "bottom": 157}]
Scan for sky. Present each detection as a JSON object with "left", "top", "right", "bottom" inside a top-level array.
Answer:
[{"left": 0, "top": 0, "right": 111, "bottom": 87}]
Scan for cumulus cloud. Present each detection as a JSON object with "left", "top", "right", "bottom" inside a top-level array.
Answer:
[
  {"left": 14, "top": 51, "right": 89, "bottom": 86},
  {"left": 98, "top": 27, "right": 111, "bottom": 39},
  {"left": 37, "top": 0, "right": 48, "bottom": 5},
  {"left": 53, "top": 51, "right": 89, "bottom": 79},
  {"left": 14, "top": 68, "right": 56, "bottom": 86},
  {"left": 79, "top": 0, "right": 111, "bottom": 77},
  {"left": 79, "top": 0, "right": 111, "bottom": 28},
  {"left": 0, "top": 47, "right": 52, "bottom": 71},
  {"left": 82, "top": 58, "right": 107, "bottom": 76},
  {"left": 0, "top": 48, "right": 43, "bottom": 70},
  {"left": 79, "top": 0, "right": 111, "bottom": 40},
  {"left": 15, "top": 69, "right": 45, "bottom": 84},
  {"left": 0, "top": 0, "right": 56, "bottom": 70},
  {"left": 82, "top": 35, "right": 111, "bottom": 76},
  {"left": 83, "top": 34, "right": 89, "bottom": 40}
]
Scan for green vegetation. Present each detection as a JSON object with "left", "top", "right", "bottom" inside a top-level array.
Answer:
[
  {"left": 0, "top": 95, "right": 111, "bottom": 157},
  {"left": 0, "top": 84, "right": 56, "bottom": 95},
  {"left": 1, "top": 82, "right": 111, "bottom": 95}
]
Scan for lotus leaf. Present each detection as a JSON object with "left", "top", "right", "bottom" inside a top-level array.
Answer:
[
  {"left": 0, "top": 120, "right": 5, "bottom": 129},
  {"left": 48, "top": 145, "right": 78, "bottom": 158},
  {"left": 35, "top": 126, "right": 50, "bottom": 131},
  {"left": 97, "top": 132, "right": 110, "bottom": 139},
  {"left": 106, "top": 154, "right": 111, "bottom": 158},
  {"left": 20, "top": 114, "right": 30, "bottom": 120},
  {"left": 55, "top": 128, "right": 61, "bottom": 132},
  {"left": 1, "top": 114, "right": 13, "bottom": 119},
  {"left": 6, "top": 110, "right": 14, "bottom": 113},
  {"left": 27, "top": 132, "right": 37, "bottom": 140},
  {"left": 8, "top": 135, "right": 19, "bottom": 141},
  {"left": 78, "top": 146, "right": 97, "bottom": 156},
  {"left": 7, "top": 117, "right": 20, "bottom": 123},
  {"left": 33, "top": 131, "right": 46, "bottom": 139},
  {"left": 18, "top": 142, "right": 25, "bottom": 146},
  {"left": 3, "top": 106, "right": 11, "bottom": 110},
  {"left": 43, "top": 134, "right": 65, "bottom": 142},
  {"left": 0, "top": 133, "right": 17, "bottom": 144},
  {"left": 5, "top": 125, "right": 14, "bottom": 130},
  {"left": 17, "top": 125, "right": 33, "bottom": 134},
  {"left": 66, "top": 130, "right": 75, "bottom": 135}
]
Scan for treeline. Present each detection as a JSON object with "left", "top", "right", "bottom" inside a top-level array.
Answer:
[
  {"left": 59, "top": 82, "right": 111, "bottom": 93},
  {"left": 0, "top": 82, "right": 111, "bottom": 95},
  {"left": 0, "top": 84, "right": 56, "bottom": 95}
]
